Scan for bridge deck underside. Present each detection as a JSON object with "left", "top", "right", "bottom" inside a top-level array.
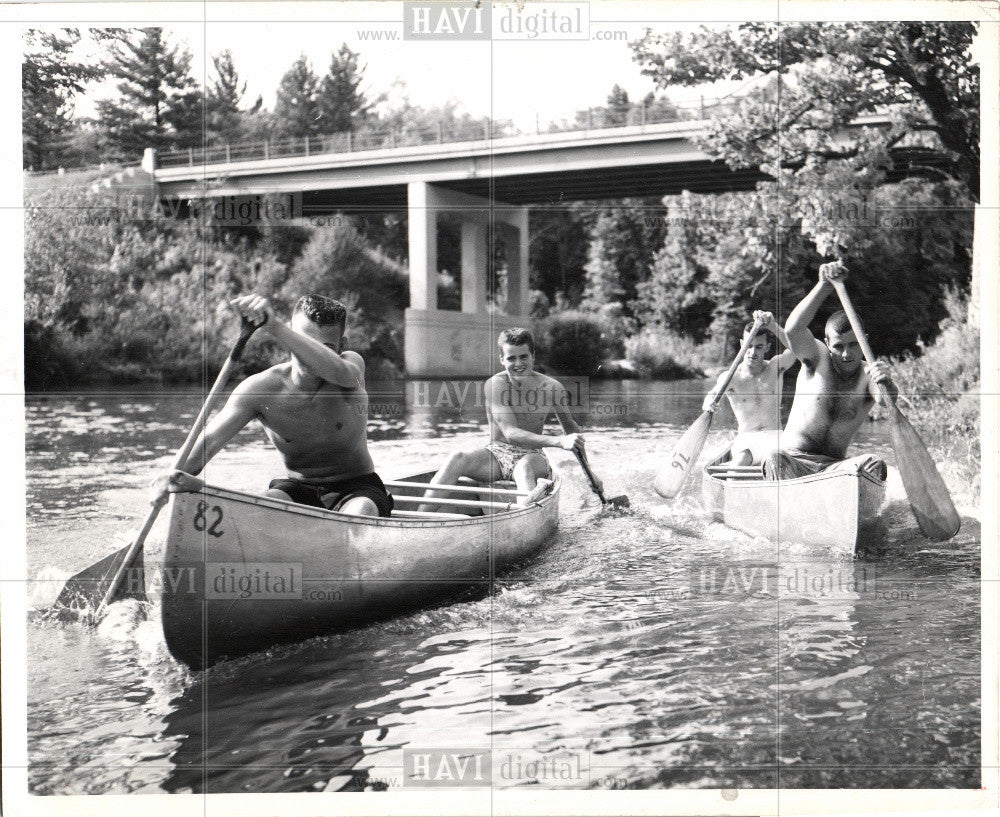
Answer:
[{"left": 293, "top": 161, "right": 766, "bottom": 213}]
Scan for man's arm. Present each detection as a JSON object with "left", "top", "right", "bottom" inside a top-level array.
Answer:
[
  {"left": 486, "top": 377, "right": 582, "bottom": 453},
  {"left": 784, "top": 262, "right": 844, "bottom": 367},
  {"left": 754, "top": 310, "right": 791, "bottom": 353},
  {"left": 702, "top": 370, "right": 730, "bottom": 412},
  {"left": 549, "top": 379, "right": 583, "bottom": 435},
  {"left": 774, "top": 349, "right": 798, "bottom": 371},
  {"left": 231, "top": 295, "right": 363, "bottom": 389},
  {"left": 267, "top": 322, "right": 365, "bottom": 389},
  {"left": 176, "top": 379, "right": 260, "bottom": 476}
]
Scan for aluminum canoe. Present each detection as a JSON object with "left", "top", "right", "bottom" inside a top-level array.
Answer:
[
  {"left": 701, "top": 450, "right": 886, "bottom": 555},
  {"left": 160, "top": 470, "right": 560, "bottom": 669}
]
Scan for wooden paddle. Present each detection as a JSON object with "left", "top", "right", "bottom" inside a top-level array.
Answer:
[
  {"left": 574, "top": 448, "right": 629, "bottom": 508},
  {"left": 830, "top": 280, "right": 960, "bottom": 540},
  {"left": 653, "top": 317, "right": 764, "bottom": 498},
  {"left": 55, "top": 317, "right": 265, "bottom": 617}
]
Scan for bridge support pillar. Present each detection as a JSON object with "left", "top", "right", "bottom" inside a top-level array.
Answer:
[
  {"left": 407, "top": 181, "right": 438, "bottom": 311},
  {"left": 460, "top": 221, "right": 486, "bottom": 313},
  {"left": 405, "top": 182, "right": 531, "bottom": 377}
]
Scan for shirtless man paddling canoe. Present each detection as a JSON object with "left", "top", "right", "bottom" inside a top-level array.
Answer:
[
  {"left": 703, "top": 310, "right": 796, "bottom": 465},
  {"left": 157, "top": 294, "right": 393, "bottom": 516},
  {"left": 764, "top": 262, "right": 897, "bottom": 481},
  {"left": 419, "top": 327, "right": 600, "bottom": 511}
]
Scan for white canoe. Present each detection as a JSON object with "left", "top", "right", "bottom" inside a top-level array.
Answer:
[
  {"left": 701, "top": 450, "right": 886, "bottom": 555},
  {"left": 160, "top": 470, "right": 560, "bottom": 668}
]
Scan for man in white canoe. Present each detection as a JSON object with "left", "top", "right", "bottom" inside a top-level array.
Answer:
[{"left": 703, "top": 310, "right": 797, "bottom": 465}]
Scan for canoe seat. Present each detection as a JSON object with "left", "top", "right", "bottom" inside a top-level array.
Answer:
[
  {"left": 457, "top": 477, "right": 518, "bottom": 490},
  {"left": 706, "top": 463, "right": 764, "bottom": 481}
]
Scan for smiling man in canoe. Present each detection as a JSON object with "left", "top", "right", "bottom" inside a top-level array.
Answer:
[
  {"left": 765, "top": 262, "right": 897, "bottom": 481},
  {"left": 157, "top": 293, "right": 393, "bottom": 517},
  {"left": 703, "top": 310, "right": 796, "bottom": 466},
  {"left": 418, "top": 327, "right": 598, "bottom": 510}
]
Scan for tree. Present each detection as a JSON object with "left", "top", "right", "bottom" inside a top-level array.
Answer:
[
  {"left": 605, "top": 84, "right": 632, "bottom": 126},
  {"left": 22, "top": 29, "right": 102, "bottom": 170},
  {"left": 634, "top": 193, "right": 716, "bottom": 339},
  {"left": 316, "top": 45, "right": 375, "bottom": 133},
  {"left": 529, "top": 204, "right": 590, "bottom": 304},
  {"left": 631, "top": 23, "right": 978, "bottom": 200},
  {"left": 581, "top": 199, "right": 668, "bottom": 319},
  {"left": 274, "top": 54, "right": 320, "bottom": 139},
  {"left": 96, "top": 28, "right": 202, "bottom": 159},
  {"left": 205, "top": 49, "right": 261, "bottom": 143},
  {"left": 374, "top": 89, "right": 506, "bottom": 142},
  {"left": 630, "top": 22, "right": 978, "bottom": 329}
]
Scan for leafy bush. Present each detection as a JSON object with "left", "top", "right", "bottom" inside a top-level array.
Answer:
[
  {"left": 889, "top": 289, "right": 980, "bottom": 500},
  {"left": 24, "top": 184, "right": 296, "bottom": 386},
  {"left": 535, "top": 310, "right": 606, "bottom": 376},
  {"left": 624, "top": 327, "right": 704, "bottom": 379}
]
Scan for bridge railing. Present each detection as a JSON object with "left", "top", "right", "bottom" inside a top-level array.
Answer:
[{"left": 155, "top": 97, "right": 742, "bottom": 170}]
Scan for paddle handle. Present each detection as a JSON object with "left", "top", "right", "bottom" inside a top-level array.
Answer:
[
  {"left": 172, "top": 317, "right": 265, "bottom": 473},
  {"left": 709, "top": 318, "right": 765, "bottom": 410},
  {"left": 95, "top": 317, "right": 264, "bottom": 618},
  {"left": 830, "top": 280, "right": 893, "bottom": 405},
  {"left": 574, "top": 448, "right": 607, "bottom": 503}
]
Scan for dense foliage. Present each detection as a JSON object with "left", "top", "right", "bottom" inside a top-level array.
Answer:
[{"left": 23, "top": 186, "right": 407, "bottom": 388}]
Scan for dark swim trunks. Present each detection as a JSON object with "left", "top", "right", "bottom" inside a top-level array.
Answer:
[{"left": 268, "top": 472, "right": 394, "bottom": 517}]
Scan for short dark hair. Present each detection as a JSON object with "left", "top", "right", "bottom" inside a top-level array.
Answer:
[
  {"left": 294, "top": 295, "right": 347, "bottom": 334},
  {"left": 497, "top": 327, "right": 535, "bottom": 354},
  {"left": 825, "top": 310, "right": 856, "bottom": 337},
  {"left": 743, "top": 321, "right": 770, "bottom": 345}
]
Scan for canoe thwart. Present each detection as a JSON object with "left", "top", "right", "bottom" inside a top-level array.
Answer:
[
  {"left": 385, "top": 480, "right": 528, "bottom": 497},
  {"left": 391, "top": 495, "right": 516, "bottom": 510},
  {"left": 389, "top": 510, "right": 469, "bottom": 519}
]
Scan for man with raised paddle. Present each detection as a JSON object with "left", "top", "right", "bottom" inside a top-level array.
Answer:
[
  {"left": 702, "top": 310, "right": 796, "bottom": 466},
  {"left": 763, "top": 261, "right": 895, "bottom": 481},
  {"left": 419, "top": 327, "right": 601, "bottom": 511},
  {"left": 156, "top": 293, "right": 393, "bottom": 517}
]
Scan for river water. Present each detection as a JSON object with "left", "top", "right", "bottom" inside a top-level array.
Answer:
[{"left": 24, "top": 381, "right": 981, "bottom": 793}]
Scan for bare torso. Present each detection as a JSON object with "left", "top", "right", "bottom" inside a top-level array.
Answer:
[
  {"left": 248, "top": 363, "right": 374, "bottom": 480},
  {"left": 782, "top": 353, "right": 874, "bottom": 459},
  {"left": 726, "top": 358, "right": 785, "bottom": 433},
  {"left": 485, "top": 371, "right": 564, "bottom": 443}
]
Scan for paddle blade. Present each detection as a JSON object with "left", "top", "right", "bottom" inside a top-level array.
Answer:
[
  {"left": 654, "top": 410, "right": 712, "bottom": 498},
  {"left": 55, "top": 543, "right": 147, "bottom": 613},
  {"left": 887, "top": 404, "right": 961, "bottom": 540}
]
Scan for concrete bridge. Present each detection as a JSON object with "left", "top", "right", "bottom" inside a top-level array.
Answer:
[{"left": 145, "top": 114, "right": 908, "bottom": 376}]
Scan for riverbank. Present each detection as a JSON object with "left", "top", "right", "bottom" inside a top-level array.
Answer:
[{"left": 887, "top": 292, "right": 980, "bottom": 503}]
